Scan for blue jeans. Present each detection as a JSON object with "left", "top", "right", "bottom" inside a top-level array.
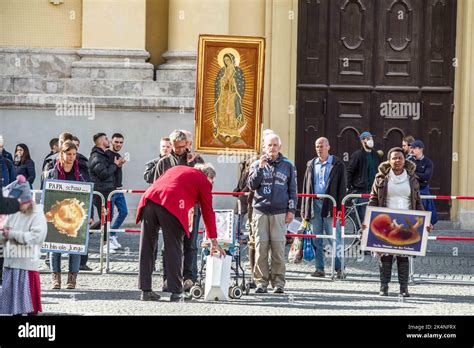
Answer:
[
  {"left": 50, "top": 253, "right": 81, "bottom": 273},
  {"left": 310, "top": 201, "right": 342, "bottom": 271},
  {"left": 110, "top": 193, "right": 128, "bottom": 236}
]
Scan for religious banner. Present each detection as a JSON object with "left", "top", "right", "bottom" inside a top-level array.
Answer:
[{"left": 195, "top": 34, "right": 265, "bottom": 154}]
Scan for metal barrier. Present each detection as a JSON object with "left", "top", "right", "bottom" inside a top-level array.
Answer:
[
  {"left": 33, "top": 189, "right": 106, "bottom": 275},
  {"left": 341, "top": 193, "right": 474, "bottom": 285},
  {"left": 104, "top": 190, "right": 244, "bottom": 273},
  {"left": 104, "top": 190, "right": 339, "bottom": 279}
]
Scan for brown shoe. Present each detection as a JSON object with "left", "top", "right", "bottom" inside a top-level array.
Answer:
[
  {"left": 311, "top": 269, "right": 326, "bottom": 277},
  {"left": 52, "top": 272, "right": 61, "bottom": 289},
  {"left": 66, "top": 272, "right": 77, "bottom": 289}
]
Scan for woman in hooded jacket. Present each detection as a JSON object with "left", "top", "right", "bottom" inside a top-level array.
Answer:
[{"left": 365, "top": 147, "right": 432, "bottom": 297}]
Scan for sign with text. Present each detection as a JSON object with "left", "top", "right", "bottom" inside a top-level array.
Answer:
[
  {"left": 361, "top": 206, "right": 431, "bottom": 256},
  {"left": 41, "top": 180, "right": 93, "bottom": 255}
]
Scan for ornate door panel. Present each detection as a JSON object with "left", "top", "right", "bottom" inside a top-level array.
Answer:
[{"left": 296, "top": 0, "right": 457, "bottom": 218}]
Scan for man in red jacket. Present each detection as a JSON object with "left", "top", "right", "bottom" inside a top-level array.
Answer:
[{"left": 136, "top": 163, "right": 225, "bottom": 302}]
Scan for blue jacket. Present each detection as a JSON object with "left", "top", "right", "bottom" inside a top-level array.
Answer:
[
  {"left": 0, "top": 154, "right": 16, "bottom": 186},
  {"left": 1, "top": 149, "right": 13, "bottom": 164},
  {"left": 14, "top": 159, "right": 36, "bottom": 187},
  {"left": 248, "top": 153, "right": 297, "bottom": 215}
]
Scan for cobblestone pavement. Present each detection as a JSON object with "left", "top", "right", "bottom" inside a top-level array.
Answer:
[{"left": 31, "top": 229, "right": 474, "bottom": 316}]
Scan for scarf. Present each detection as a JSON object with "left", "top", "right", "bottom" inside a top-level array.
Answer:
[{"left": 56, "top": 159, "right": 81, "bottom": 181}]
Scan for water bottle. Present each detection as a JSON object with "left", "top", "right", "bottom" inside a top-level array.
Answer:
[
  {"left": 288, "top": 294, "right": 295, "bottom": 304},
  {"left": 398, "top": 294, "right": 404, "bottom": 303}
]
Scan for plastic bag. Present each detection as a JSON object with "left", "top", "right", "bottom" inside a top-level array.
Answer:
[
  {"left": 303, "top": 222, "right": 315, "bottom": 262},
  {"left": 288, "top": 236, "right": 303, "bottom": 263}
]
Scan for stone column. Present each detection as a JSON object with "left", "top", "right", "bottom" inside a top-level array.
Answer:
[
  {"left": 229, "top": 0, "right": 265, "bottom": 37},
  {"left": 263, "top": 0, "right": 298, "bottom": 160},
  {"left": 72, "top": 0, "right": 153, "bottom": 80},
  {"left": 452, "top": 0, "right": 474, "bottom": 227},
  {"left": 158, "top": 0, "right": 230, "bottom": 78}
]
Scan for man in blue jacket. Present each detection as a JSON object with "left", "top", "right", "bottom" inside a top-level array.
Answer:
[
  {"left": 301, "top": 137, "right": 347, "bottom": 279},
  {"left": 248, "top": 133, "right": 297, "bottom": 294}
]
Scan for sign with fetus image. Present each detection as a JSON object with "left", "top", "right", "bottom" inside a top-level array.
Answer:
[
  {"left": 361, "top": 206, "right": 431, "bottom": 256},
  {"left": 41, "top": 180, "right": 94, "bottom": 255}
]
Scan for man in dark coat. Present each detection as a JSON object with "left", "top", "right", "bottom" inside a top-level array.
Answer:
[
  {"left": 88, "top": 133, "right": 123, "bottom": 248},
  {"left": 346, "top": 131, "right": 382, "bottom": 220}
]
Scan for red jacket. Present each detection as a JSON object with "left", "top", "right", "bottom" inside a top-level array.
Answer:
[{"left": 136, "top": 166, "right": 217, "bottom": 239}]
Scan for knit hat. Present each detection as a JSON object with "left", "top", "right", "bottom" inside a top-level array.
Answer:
[{"left": 6, "top": 175, "right": 32, "bottom": 204}]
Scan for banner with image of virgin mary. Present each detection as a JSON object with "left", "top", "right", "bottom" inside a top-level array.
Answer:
[{"left": 195, "top": 35, "right": 265, "bottom": 154}]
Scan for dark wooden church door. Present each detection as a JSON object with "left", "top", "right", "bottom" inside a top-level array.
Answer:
[{"left": 296, "top": 0, "right": 457, "bottom": 218}]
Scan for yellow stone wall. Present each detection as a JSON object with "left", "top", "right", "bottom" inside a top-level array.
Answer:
[
  {"left": 0, "top": 0, "right": 82, "bottom": 48},
  {"left": 82, "top": 0, "right": 146, "bottom": 49}
]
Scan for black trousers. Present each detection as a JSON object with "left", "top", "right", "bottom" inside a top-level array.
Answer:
[
  {"left": 163, "top": 206, "right": 200, "bottom": 283},
  {"left": 139, "top": 201, "right": 185, "bottom": 294}
]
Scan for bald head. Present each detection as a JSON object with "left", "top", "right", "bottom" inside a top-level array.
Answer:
[{"left": 315, "top": 137, "right": 330, "bottom": 160}]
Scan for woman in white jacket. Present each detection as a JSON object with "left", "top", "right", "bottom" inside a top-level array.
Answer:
[{"left": 0, "top": 175, "right": 47, "bottom": 315}]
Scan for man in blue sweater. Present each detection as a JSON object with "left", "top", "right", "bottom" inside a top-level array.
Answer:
[
  {"left": 410, "top": 140, "right": 438, "bottom": 225},
  {"left": 248, "top": 133, "right": 297, "bottom": 294}
]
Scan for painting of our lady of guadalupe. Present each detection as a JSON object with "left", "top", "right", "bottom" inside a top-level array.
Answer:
[{"left": 195, "top": 35, "right": 265, "bottom": 154}]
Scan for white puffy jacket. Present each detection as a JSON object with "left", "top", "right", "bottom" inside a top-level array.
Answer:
[{"left": 2, "top": 204, "right": 47, "bottom": 271}]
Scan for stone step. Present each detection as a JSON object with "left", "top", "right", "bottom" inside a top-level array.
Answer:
[
  {"left": 0, "top": 93, "right": 195, "bottom": 110},
  {"left": 71, "top": 62, "right": 154, "bottom": 80},
  {"left": 155, "top": 69, "right": 196, "bottom": 82},
  {"left": 0, "top": 77, "right": 196, "bottom": 97}
]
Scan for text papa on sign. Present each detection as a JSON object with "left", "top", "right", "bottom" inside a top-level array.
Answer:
[{"left": 46, "top": 182, "right": 91, "bottom": 193}]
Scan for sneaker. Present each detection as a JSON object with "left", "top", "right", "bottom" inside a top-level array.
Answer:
[
  {"left": 311, "top": 269, "right": 325, "bottom": 277},
  {"left": 336, "top": 269, "right": 346, "bottom": 279},
  {"left": 79, "top": 264, "right": 93, "bottom": 271},
  {"left": 273, "top": 287, "right": 284, "bottom": 294},
  {"left": 110, "top": 236, "right": 122, "bottom": 249},
  {"left": 255, "top": 286, "right": 267, "bottom": 294},
  {"left": 141, "top": 291, "right": 161, "bottom": 301},
  {"left": 248, "top": 280, "right": 257, "bottom": 289},
  {"left": 108, "top": 241, "right": 119, "bottom": 250},
  {"left": 102, "top": 245, "right": 116, "bottom": 254}
]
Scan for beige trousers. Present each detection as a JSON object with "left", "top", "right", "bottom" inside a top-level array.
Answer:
[{"left": 252, "top": 212, "right": 287, "bottom": 289}]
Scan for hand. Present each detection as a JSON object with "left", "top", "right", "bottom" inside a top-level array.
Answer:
[
  {"left": 2, "top": 226, "right": 11, "bottom": 239},
  {"left": 427, "top": 224, "right": 433, "bottom": 233},
  {"left": 337, "top": 211, "right": 342, "bottom": 220},
  {"left": 88, "top": 219, "right": 94, "bottom": 226},
  {"left": 114, "top": 157, "right": 123, "bottom": 167},
  {"left": 285, "top": 212, "right": 294, "bottom": 224},
  {"left": 210, "top": 239, "right": 226, "bottom": 258},
  {"left": 187, "top": 152, "right": 198, "bottom": 164},
  {"left": 258, "top": 154, "right": 269, "bottom": 169}
]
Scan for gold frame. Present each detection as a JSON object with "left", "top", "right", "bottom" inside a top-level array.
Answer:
[{"left": 194, "top": 34, "right": 265, "bottom": 154}]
